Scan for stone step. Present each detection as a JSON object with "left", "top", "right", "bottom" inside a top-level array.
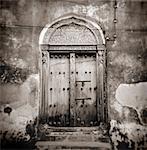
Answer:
[
  {"left": 36, "top": 125, "right": 111, "bottom": 149},
  {"left": 36, "top": 141, "right": 112, "bottom": 150}
]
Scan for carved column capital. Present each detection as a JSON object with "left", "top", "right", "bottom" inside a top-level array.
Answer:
[
  {"left": 98, "top": 50, "right": 104, "bottom": 64},
  {"left": 42, "top": 51, "right": 48, "bottom": 64}
]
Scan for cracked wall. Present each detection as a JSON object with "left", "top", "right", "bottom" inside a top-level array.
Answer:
[{"left": 0, "top": 0, "right": 147, "bottom": 149}]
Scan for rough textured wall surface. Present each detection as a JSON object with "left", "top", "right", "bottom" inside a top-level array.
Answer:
[{"left": 0, "top": 0, "right": 147, "bottom": 149}]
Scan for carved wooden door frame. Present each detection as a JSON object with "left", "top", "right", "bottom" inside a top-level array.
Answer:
[{"left": 39, "top": 14, "right": 107, "bottom": 125}]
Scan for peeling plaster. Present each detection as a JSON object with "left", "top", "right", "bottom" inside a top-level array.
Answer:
[
  {"left": 115, "top": 82, "right": 147, "bottom": 111},
  {"left": 114, "top": 82, "right": 147, "bottom": 126}
]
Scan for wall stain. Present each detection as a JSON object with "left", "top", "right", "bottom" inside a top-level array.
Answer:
[{"left": 0, "top": 59, "right": 29, "bottom": 84}]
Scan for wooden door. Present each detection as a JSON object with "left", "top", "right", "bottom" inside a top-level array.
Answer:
[
  {"left": 74, "top": 53, "right": 97, "bottom": 126},
  {"left": 48, "top": 53, "right": 98, "bottom": 127},
  {"left": 48, "top": 53, "right": 70, "bottom": 126}
]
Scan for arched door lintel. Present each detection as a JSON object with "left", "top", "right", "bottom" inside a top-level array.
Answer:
[{"left": 39, "top": 14, "right": 105, "bottom": 46}]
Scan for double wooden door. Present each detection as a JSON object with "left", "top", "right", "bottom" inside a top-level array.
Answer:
[{"left": 47, "top": 52, "right": 98, "bottom": 127}]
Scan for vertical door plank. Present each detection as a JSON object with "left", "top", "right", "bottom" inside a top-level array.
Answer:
[{"left": 69, "top": 53, "right": 76, "bottom": 126}]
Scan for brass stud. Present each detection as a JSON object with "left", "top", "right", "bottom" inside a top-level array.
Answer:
[
  {"left": 50, "top": 72, "right": 52, "bottom": 74},
  {"left": 89, "top": 87, "right": 92, "bottom": 90},
  {"left": 85, "top": 71, "right": 87, "bottom": 74},
  {"left": 76, "top": 72, "right": 78, "bottom": 74},
  {"left": 50, "top": 88, "right": 52, "bottom": 91},
  {"left": 94, "top": 87, "right": 97, "bottom": 90},
  {"left": 81, "top": 121, "right": 84, "bottom": 125},
  {"left": 54, "top": 104, "right": 56, "bottom": 107},
  {"left": 49, "top": 122, "right": 52, "bottom": 125},
  {"left": 67, "top": 87, "right": 70, "bottom": 90},
  {"left": 81, "top": 104, "right": 83, "bottom": 107},
  {"left": 59, "top": 72, "right": 61, "bottom": 74},
  {"left": 113, "top": 19, "right": 117, "bottom": 23},
  {"left": 71, "top": 71, "right": 74, "bottom": 74},
  {"left": 63, "top": 88, "right": 65, "bottom": 91},
  {"left": 77, "top": 118, "right": 80, "bottom": 121},
  {"left": 49, "top": 105, "right": 52, "bottom": 107},
  {"left": 90, "top": 121, "right": 93, "bottom": 125},
  {"left": 113, "top": 34, "right": 117, "bottom": 38},
  {"left": 53, "top": 122, "right": 56, "bottom": 125},
  {"left": 63, "top": 72, "right": 65, "bottom": 74},
  {"left": 81, "top": 88, "right": 83, "bottom": 91},
  {"left": 89, "top": 72, "right": 91, "bottom": 74}
]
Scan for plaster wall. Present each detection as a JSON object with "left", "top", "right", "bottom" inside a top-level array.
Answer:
[{"left": 0, "top": 0, "right": 147, "bottom": 149}]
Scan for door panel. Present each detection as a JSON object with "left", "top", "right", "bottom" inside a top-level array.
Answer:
[
  {"left": 48, "top": 54, "right": 70, "bottom": 126},
  {"left": 75, "top": 54, "right": 97, "bottom": 126}
]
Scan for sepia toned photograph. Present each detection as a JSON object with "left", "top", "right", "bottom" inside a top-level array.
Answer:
[{"left": 0, "top": 0, "right": 147, "bottom": 149}]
